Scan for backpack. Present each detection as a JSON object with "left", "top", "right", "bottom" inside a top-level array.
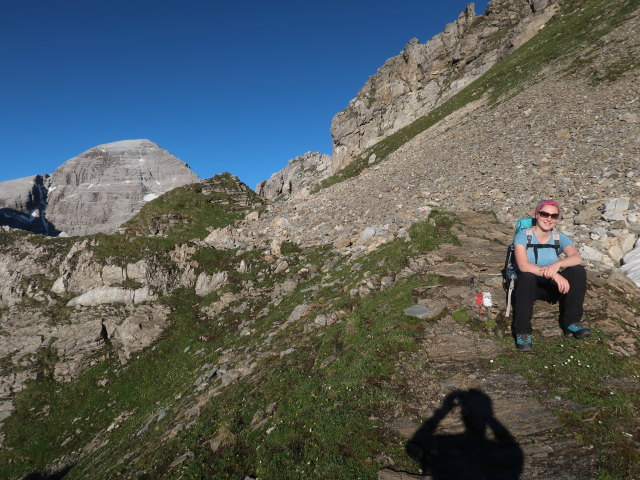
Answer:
[{"left": 502, "top": 218, "right": 560, "bottom": 317}]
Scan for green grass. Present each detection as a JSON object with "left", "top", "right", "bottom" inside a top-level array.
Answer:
[
  {"left": 451, "top": 308, "right": 470, "bottom": 324},
  {"left": 121, "top": 173, "right": 262, "bottom": 241},
  {"left": 0, "top": 211, "right": 460, "bottom": 480},
  {"left": 495, "top": 332, "right": 640, "bottom": 478},
  {"left": 315, "top": 0, "right": 640, "bottom": 192},
  {"left": 409, "top": 211, "right": 461, "bottom": 252},
  {"left": 87, "top": 174, "right": 263, "bottom": 265}
]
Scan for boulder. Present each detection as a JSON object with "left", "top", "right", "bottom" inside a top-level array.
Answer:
[
  {"left": 111, "top": 305, "right": 170, "bottom": 362},
  {"left": 66, "top": 286, "right": 155, "bottom": 307},
  {"left": 195, "top": 272, "right": 228, "bottom": 297}
]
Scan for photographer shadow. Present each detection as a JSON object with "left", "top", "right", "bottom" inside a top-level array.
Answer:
[{"left": 406, "top": 389, "right": 523, "bottom": 479}]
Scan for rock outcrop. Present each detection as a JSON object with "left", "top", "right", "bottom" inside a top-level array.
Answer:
[
  {"left": 0, "top": 175, "right": 54, "bottom": 234},
  {"left": 256, "top": 152, "right": 332, "bottom": 201},
  {"left": 45, "top": 139, "right": 200, "bottom": 236},
  {"left": 329, "top": 0, "right": 558, "bottom": 172}
]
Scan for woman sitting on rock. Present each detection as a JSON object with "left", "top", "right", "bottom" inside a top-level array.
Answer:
[{"left": 513, "top": 200, "right": 590, "bottom": 352}]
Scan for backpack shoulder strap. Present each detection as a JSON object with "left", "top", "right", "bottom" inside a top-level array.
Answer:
[
  {"left": 524, "top": 227, "right": 533, "bottom": 245},
  {"left": 524, "top": 227, "right": 539, "bottom": 263}
]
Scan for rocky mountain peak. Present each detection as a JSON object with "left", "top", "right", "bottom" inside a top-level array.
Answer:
[
  {"left": 329, "top": 0, "right": 558, "bottom": 172},
  {"left": 0, "top": 139, "right": 201, "bottom": 237}
]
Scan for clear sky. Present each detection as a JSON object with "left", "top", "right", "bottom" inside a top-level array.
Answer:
[{"left": 0, "top": 0, "right": 489, "bottom": 190}]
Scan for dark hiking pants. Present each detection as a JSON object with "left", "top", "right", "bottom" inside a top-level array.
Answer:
[{"left": 512, "top": 265, "right": 587, "bottom": 335}]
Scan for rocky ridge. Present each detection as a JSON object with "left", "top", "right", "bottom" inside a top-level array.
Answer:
[
  {"left": 0, "top": 174, "right": 261, "bottom": 444},
  {"left": 256, "top": 152, "right": 331, "bottom": 201},
  {"left": 330, "top": 0, "right": 558, "bottom": 172},
  {"left": 249, "top": 6, "right": 640, "bottom": 285}
]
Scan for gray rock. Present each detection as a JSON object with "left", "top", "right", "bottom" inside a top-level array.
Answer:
[
  {"left": 329, "top": 1, "right": 557, "bottom": 172},
  {"left": 256, "top": 152, "right": 332, "bottom": 200},
  {"left": 46, "top": 139, "right": 199, "bottom": 236},
  {"left": 404, "top": 305, "right": 429, "bottom": 318},
  {"left": 169, "top": 451, "right": 194, "bottom": 468},
  {"left": 621, "top": 242, "right": 640, "bottom": 286},
  {"left": 195, "top": 271, "right": 228, "bottom": 297},
  {"left": 66, "top": 286, "right": 155, "bottom": 307},
  {"left": 194, "top": 367, "right": 219, "bottom": 387},
  {"left": 605, "top": 197, "right": 630, "bottom": 214},
  {"left": 288, "top": 304, "right": 308, "bottom": 322},
  {"left": 111, "top": 305, "right": 170, "bottom": 362}
]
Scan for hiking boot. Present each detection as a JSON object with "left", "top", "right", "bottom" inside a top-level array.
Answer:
[
  {"left": 515, "top": 334, "right": 533, "bottom": 353},
  {"left": 564, "top": 322, "right": 591, "bottom": 339}
]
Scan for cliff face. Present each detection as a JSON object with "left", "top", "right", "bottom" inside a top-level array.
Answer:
[
  {"left": 0, "top": 175, "right": 53, "bottom": 235},
  {"left": 329, "top": 0, "right": 557, "bottom": 172},
  {"left": 45, "top": 139, "right": 200, "bottom": 236},
  {"left": 256, "top": 152, "right": 332, "bottom": 201}
]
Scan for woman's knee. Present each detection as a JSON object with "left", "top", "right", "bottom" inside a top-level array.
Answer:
[
  {"left": 516, "top": 272, "right": 538, "bottom": 287},
  {"left": 562, "top": 265, "right": 586, "bottom": 281}
]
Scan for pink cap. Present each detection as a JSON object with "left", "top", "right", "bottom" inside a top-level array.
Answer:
[{"left": 535, "top": 200, "right": 560, "bottom": 215}]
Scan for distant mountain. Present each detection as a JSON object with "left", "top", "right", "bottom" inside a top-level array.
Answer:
[{"left": 0, "top": 139, "right": 200, "bottom": 236}]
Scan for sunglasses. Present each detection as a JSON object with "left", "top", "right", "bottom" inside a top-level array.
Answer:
[{"left": 538, "top": 210, "right": 560, "bottom": 219}]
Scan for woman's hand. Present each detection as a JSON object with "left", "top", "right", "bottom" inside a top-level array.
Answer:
[
  {"left": 553, "top": 273, "right": 570, "bottom": 294},
  {"left": 540, "top": 262, "right": 561, "bottom": 279}
]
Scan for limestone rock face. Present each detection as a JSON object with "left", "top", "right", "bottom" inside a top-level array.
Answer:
[
  {"left": 0, "top": 175, "right": 54, "bottom": 234},
  {"left": 256, "top": 152, "right": 332, "bottom": 201},
  {"left": 46, "top": 139, "right": 199, "bottom": 236},
  {"left": 329, "top": 0, "right": 557, "bottom": 172}
]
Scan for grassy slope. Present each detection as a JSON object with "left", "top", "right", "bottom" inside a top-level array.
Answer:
[
  {"left": 2, "top": 209, "right": 639, "bottom": 479},
  {"left": 0, "top": 213, "right": 460, "bottom": 480}
]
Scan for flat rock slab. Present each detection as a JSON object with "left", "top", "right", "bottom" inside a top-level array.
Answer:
[
  {"left": 429, "top": 262, "right": 476, "bottom": 280},
  {"left": 422, "top": 317, "right": 501, "bottom": 363},
  {"left": 378, "top": 470, "right": 423, "bottom": 480},
  {"left": 386, "top": 313, "right": 598, "bottom": 479},
  {"left": 404, "top": 303, "right": 445, "bottom": 319}
]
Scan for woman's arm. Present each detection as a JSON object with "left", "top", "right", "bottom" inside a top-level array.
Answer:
[
  {"left": 514, "top": 244, "right": 544, "bottom": 275},
  {"left": 515, "top": 243, "right": 579, "bottom": 294},
  {"left": 540, "top": 244, "right": 581, "bottom": 279}
]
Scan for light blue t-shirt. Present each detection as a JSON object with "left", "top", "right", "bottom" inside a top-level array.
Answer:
[{"left": 514, "top": 229, "right": 573, "bottom": 267}]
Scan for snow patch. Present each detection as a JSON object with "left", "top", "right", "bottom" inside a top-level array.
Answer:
[
  {"left": 143, "top": 193, "right": 159, "bottom": 202},
  {"left": 621, "top": 240, "right": 640, "bottom": 287}
]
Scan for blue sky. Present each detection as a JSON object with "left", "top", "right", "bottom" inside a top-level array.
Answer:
[{"left": 0, "top": 0, "right": 489, "bottom": 190}]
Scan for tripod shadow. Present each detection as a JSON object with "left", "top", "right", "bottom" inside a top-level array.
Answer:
[{"left": 406, "top": 389, "right": 523, "bottom": 479}]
